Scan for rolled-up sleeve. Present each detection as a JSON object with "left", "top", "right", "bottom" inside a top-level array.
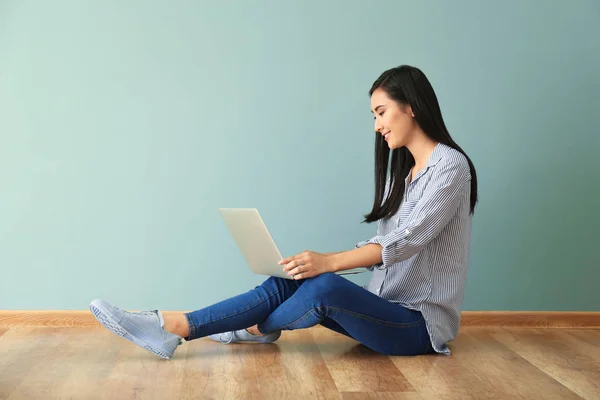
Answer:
[{"left": 357, "top": 158, "right": 470, "bottom": 270}]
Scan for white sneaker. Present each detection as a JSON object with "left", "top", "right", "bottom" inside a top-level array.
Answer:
[
  {"left": 89, "top": 299, "right": 183, "bottom": 359},
  {"left": 209, "top": 328, "right": 281, "bottom": 344}
]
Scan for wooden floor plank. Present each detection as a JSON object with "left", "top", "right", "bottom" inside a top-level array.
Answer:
[
  {"left": 249, "top": 329, "right": 341, "bottom": 399},
  {"left": 0, "top": 326, "right": 597, "bottom": 399},
  {"left": 342, "top": 392, "right": 423, "bottom": 400},
  {"left": 492, "top": 328, "right": 600, "bottom": 400},
  {"left": 94, "top": 333, "right": 189, "bottom": 400},
  {"left": 311, "top": 326, "right": 414, "bottom": 393},
  {"left": 565, "top": 330, "right": 600, "bottom": 349},
  {"left": 341, "top": 393, "right": 423, "bottom": 399},
  {"left": 53, "top": 328, "right": 122, "bottom": 400},
  {"left": 0, "top": 328, "right": 48, "bottom": 399},
  {"left": 180, "top": 332, "right": 261, "bottom": 400},
  {"left": 179, "top": 329, "right": 340, "bottom": 400},
  {"left": 392, "top": 327, "right": 583, "bottom": 400},
  {"left": 5, "top": 328, "right": 75, "bottom": 399}
]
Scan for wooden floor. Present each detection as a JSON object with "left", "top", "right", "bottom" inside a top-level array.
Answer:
[{"left": 0, "top": 326, "right": 598, "bottom": 400}]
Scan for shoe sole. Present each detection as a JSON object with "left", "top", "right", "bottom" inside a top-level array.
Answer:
[{"left": 89, "top": 300, "right": 174, "bottom": 359}]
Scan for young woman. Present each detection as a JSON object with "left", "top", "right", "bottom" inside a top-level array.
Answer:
[{"left": 90, "top": 65, "right": 478, "bottom": 359}]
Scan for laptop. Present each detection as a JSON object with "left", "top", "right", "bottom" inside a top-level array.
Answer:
[{"left": 218, "top": 208, "right": 365, "bottom": 280}]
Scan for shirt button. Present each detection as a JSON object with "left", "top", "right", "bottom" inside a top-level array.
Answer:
[{"left": 405, "top": 229, "right": 410, "bottom": 235}]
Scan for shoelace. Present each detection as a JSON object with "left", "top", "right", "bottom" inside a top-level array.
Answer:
[{"left": 119, "top": 308, "right": 183, "bottom": 344}]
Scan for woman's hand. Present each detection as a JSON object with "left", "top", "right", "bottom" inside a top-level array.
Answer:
[{"left": 279, "top": 250, "right": 335, "bottom": 280}]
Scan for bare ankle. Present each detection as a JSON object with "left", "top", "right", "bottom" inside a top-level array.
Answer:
[
  {"left": 164, "top": 313, "right": 190, "bottom": 338},
  {"left": 246, "top": 325, "right": 265, "bottom": 336}
]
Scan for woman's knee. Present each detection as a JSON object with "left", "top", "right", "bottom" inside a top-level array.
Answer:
[
  {"left": 259, "top": 275, "right": 301, "bottom": 297},
  {"left": 307, "top": 272, "right": 339, "bottom": 284},
  {"left": 300, "top": 272, "right": 345, "bottom": 294}
]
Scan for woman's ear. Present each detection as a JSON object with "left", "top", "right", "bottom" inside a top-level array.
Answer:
[{"left": 400, "top": 103, "right": 414, "bottom": 117}]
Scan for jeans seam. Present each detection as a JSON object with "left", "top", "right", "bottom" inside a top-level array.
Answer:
[
  {"left": 188, "top": 287, "right": 283, "bottom": 338},
  {"left": 327, "top": 306, "right": 425, "bottom": 328},
  {"left": 277, "top": 308, "right": 319, "bottom": 331},
  {"left": 278, "top": 305, "right": 424, "bottom": 331}
]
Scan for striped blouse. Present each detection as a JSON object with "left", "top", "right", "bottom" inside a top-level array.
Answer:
[{"left": 356, "top": 143, "right": 472, "bottom": 355}]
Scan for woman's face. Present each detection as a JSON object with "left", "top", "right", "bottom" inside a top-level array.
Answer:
[{"left": 370, "top": 88, "right": 416, "bottom": 150}]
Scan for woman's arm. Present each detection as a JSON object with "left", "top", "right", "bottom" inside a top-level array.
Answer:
[
  {"left": 329, "top": 244, "right": 383, "bottom": 272},
  {"left": 358, "top": 157, "right": 470, "bottom": 270},
  {"left": 280, "top": 248, "right": 378, "bottom": 280}
]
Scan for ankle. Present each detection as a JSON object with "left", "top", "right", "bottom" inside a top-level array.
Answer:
[
  {"left": 164, "top": 313, "right": 190, "bottom": 338},
  {"left": 246, "top": 325, "right": 265, "bottom": 336}
]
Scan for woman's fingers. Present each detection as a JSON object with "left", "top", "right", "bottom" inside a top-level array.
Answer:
[
  {"left": 283, "top": 257, "right": 303, "bottom": 271},
  {"left": 286, "top": 259, "right": 308, "bottom": 277},
  {"left": 282, "top": 259, "right": 296, "bottom": 272},
  {"left": 278, "top": 256, "right": 293, "bottom": 266}
]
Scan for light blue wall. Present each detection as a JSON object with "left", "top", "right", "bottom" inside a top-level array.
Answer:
[{"left": 1, "top": 1, "right": 598, "bottom": 311}]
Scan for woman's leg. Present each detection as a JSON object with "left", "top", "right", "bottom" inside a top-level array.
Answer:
[
  {"left": 89, "top": 276, "right": 305, "bottom": 360},
  {"left": 166, "top": 276, "right": 355, "bottom": 340},
  {"left": 258, "top": 272, "right": 434, "bottom": 356},
  {"left": 318, "top": 317, "right": 353, "bottom": 338},
  {"left": 181, "top": 275, "right": 301, "bottom": 341}
]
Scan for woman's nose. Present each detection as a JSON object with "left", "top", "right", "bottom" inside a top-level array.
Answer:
[{"left": 374, "top": 120, "right": 382, "bottom": 134}]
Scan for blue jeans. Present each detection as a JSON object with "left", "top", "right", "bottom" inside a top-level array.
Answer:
[{"left": 184, "top": 272, "right": 435, "bottom": 356}]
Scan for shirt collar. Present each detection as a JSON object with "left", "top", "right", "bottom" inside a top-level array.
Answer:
[
  {"left": 404, "top": 143, "right": 448, "bottom": 183},
  {"left": 426, "top": 142, "right": 448, "bottom": 167}
]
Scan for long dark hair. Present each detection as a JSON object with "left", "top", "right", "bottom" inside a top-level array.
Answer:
[{"left": 363, "top": 65, "right": 478, "bottom": 223}]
